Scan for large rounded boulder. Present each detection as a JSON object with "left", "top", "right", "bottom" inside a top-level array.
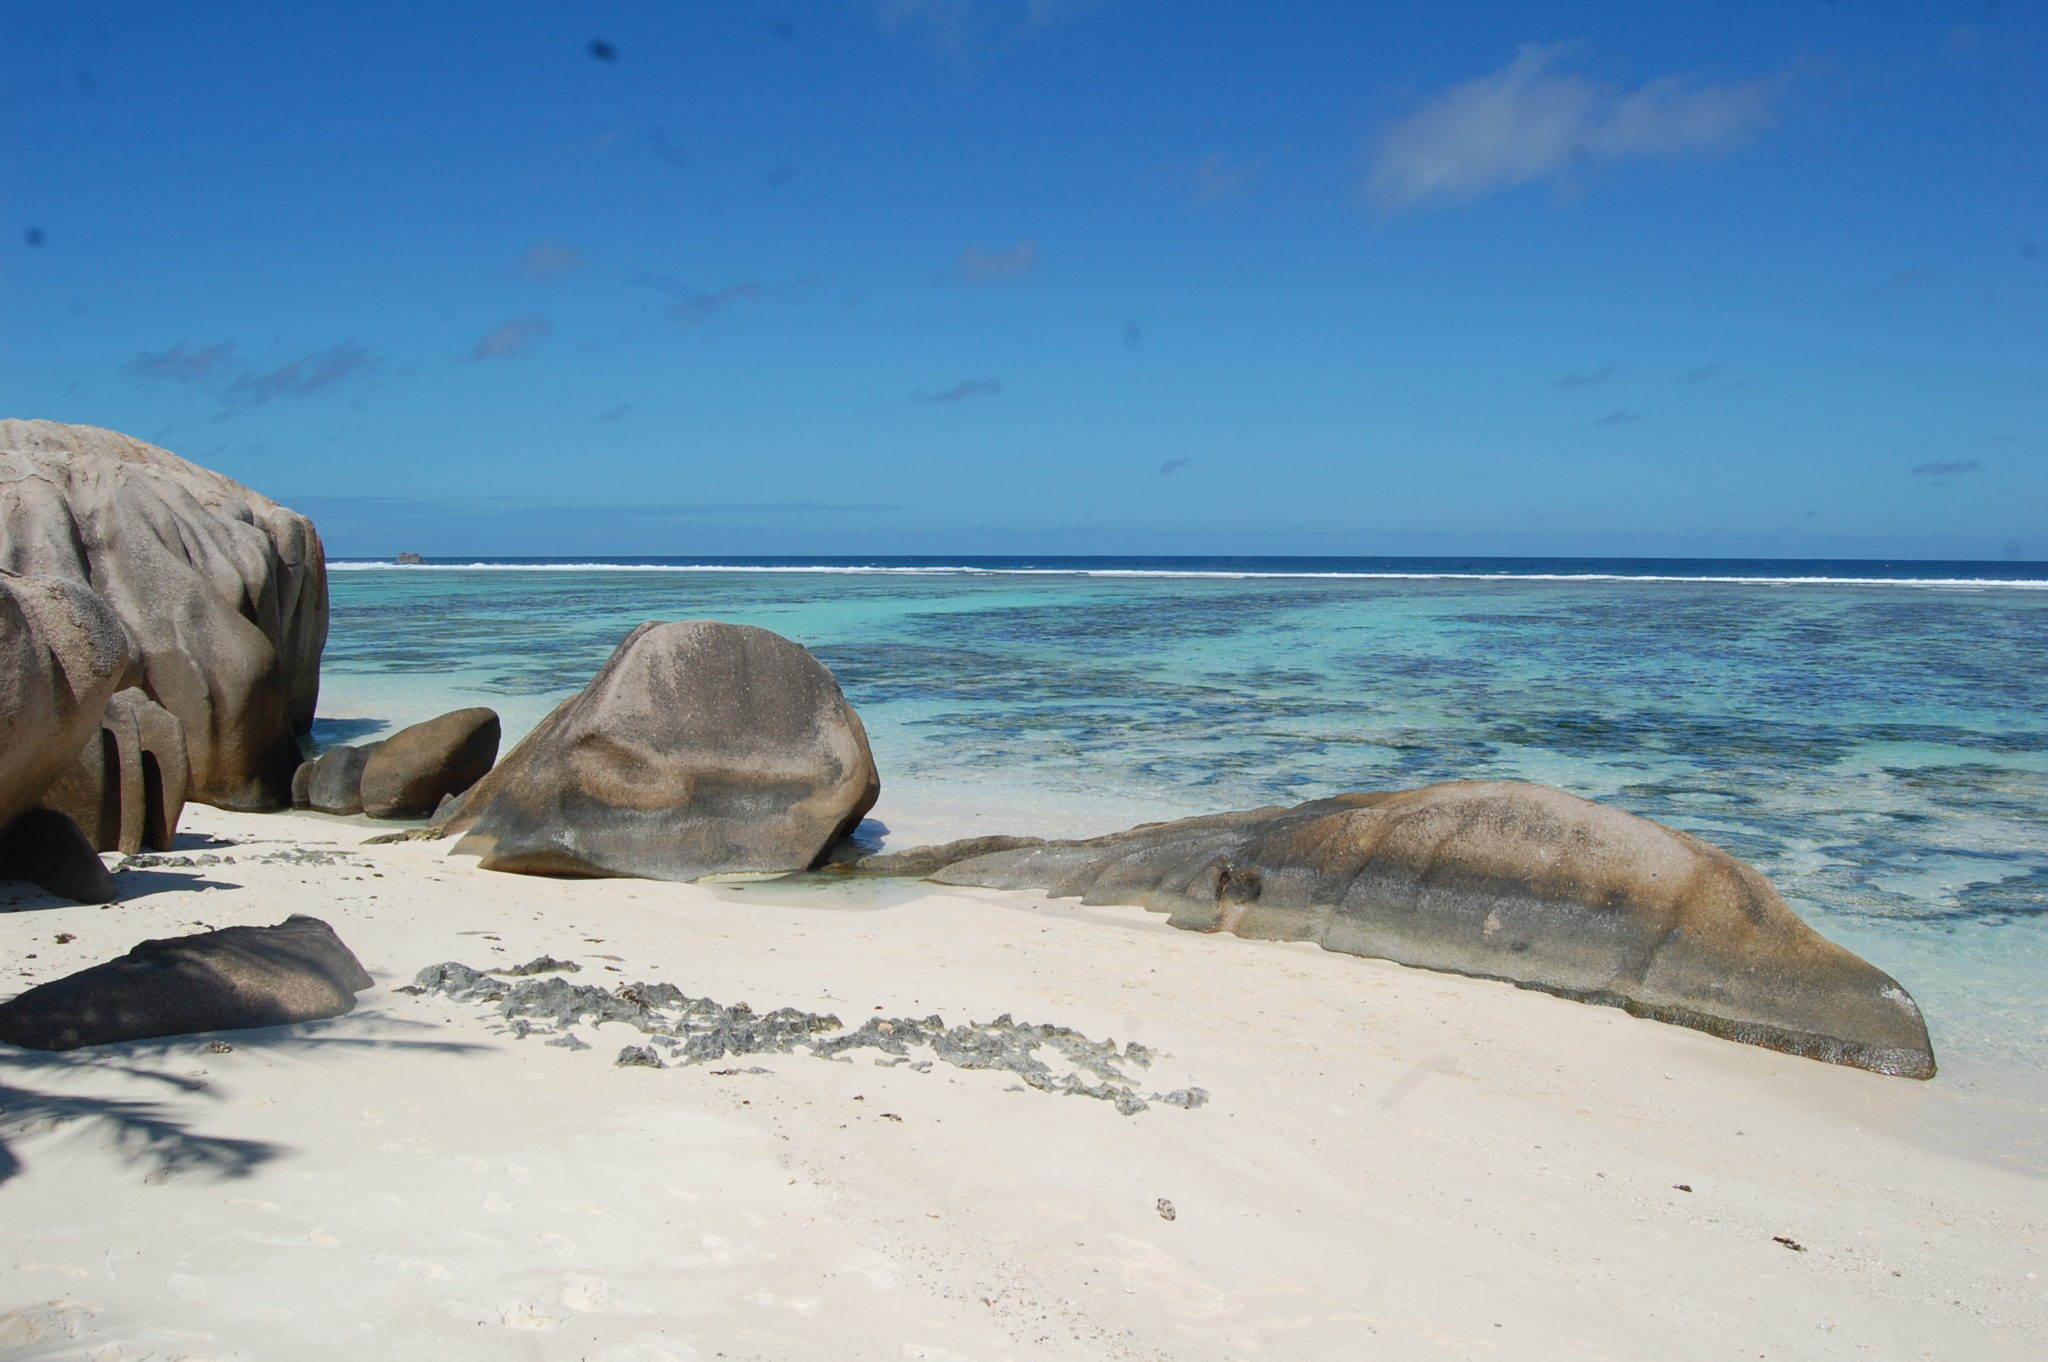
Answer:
[
  {"left": 0, "top": 571, "right": 133, "bottom": 831},
  {"left": 922, "top": 782, "right": 1935, "bottom": 1078},
  {"left": 0, "top": 419, "right": 327, "bottom": 810},
  {"left": 444, "top": 621, "right": 878, "bottom": 880},
  {"left": 359, "top": 707, "right": 499, "bottom": 818}
]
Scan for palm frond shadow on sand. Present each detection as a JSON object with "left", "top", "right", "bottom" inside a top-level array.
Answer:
[{"left": 0, "top": 1014, "right": 485, "bottom": 1187}]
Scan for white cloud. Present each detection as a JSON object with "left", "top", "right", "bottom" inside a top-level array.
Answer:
[
  {"left": 957, "top": 239, "right": 1040, "bottom": 283},
  {"left": 1191, "top": 150, "right": 1267, "bottom": 202},
  {"left": 1369, "top": 45, "right": 1774, "bottom": 210},
  {"left": 872, "top": 0, "right": 1103, "bottom": 49},
  {"left": 470, "top": 316, "right": 552, "bottom": 361},
  {"left": 517, "top": 240, "right": 582, "bottom": 280}
]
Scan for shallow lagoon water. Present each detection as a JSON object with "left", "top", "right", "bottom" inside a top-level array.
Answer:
[{"left": 317, "top": 559, "right": 2048, "bottom": 1118}]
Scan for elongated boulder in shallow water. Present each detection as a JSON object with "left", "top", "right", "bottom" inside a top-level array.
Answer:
[
  {"left": 443, "top": 621, "right": 878, "bottom": 880},
  {"left": 916, "top": 782, "right": 1934, "bottom": 1078},
  {"left": 0, "top": 915, "right": 373, "bottom": 1050},
  {"left": 0, "top": 419, "right": 326, "bottom": 810}
]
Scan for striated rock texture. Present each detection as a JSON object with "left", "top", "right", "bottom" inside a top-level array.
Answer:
[
  {"left": 444, "top": 621, "right": 878, "bottom": 880},
  {"left": 39, "top": 687, "right": 189, "bottom": 854},
  {"left": 359, "top": 707, "right": 499, "bottom": 819},
  {"left": 0, "top": 915, "right": 374, "bottom": 1050},
  {"left": 920, "top": 782, "right": 1935, "bottom": 1078},
  {"left": 0, "top": 419, "right": 327, "bottom": 810},
  {"left": 0, "top": 571, "right": 133, "bottom": 832}
]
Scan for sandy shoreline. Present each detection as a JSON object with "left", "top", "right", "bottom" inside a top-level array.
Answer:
[{"left": 3, "top": 804, "right": 2044, "bottom": 1360}]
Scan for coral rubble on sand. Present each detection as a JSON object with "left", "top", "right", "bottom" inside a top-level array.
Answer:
[{"left": 413, "top": 961, "right": 1207, "bottom": 1116}]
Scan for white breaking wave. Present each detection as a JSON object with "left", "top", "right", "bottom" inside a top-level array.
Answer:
[{"left": 326, "top": 560, "right": 2048, "bottom": 588}]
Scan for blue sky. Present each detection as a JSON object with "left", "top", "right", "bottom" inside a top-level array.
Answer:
[{"left": 4, "top": 0, "right": 2042, "bottom": 558}]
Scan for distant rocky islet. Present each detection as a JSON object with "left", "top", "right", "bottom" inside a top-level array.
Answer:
[{"left": 0, "top": 419, "right": 1936, "bottom": 1079}]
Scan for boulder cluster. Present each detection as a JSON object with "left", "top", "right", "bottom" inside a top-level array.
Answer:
[
  {"left": 294, "top": 707, "right": 501, "bottom": 819},
  {"left": 0, "top": 419, "right": 1936, "bottom": 1078},
  {"left": 1, "top": 419, "right": 327, "bottom": 897}
]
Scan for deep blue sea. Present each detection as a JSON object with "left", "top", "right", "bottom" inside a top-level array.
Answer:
[{"left": 317, "top": 556, "right": 2048, "bottom": 1113}]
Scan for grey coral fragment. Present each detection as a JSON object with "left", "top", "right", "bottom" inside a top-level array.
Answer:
[{"left": 412, "top": 962, "right": 1200, "bottom": 1117}]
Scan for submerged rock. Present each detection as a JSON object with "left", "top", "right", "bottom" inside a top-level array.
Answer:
[
  {"left": 0, "top": 914, "right": 373, "bottom": 1050},
  {"left": 914, "top": 782, "right": 1936, "bottom": 1079},
  {"left": 0, "top": 419, "right": 326, "bottom": 810},
  {"left": 442, "top": 621, "right": 879, "bottom": 880}
]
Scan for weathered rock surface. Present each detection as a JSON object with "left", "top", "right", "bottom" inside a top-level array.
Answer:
[
  {"left": 0, "top": 808, "right": 116, "bottom": 903},
  {"left": 359, "top": 707, "right": 499, "bottom": 819},
  {"left": 831, "top": 833, "right": 1047, "bottom": 878},
  {"left": 915, "top": 782, "right": 1935, "bottom": 1078},
  {"left": 39, "top": 687, "right": 188, "bottom": 853},
  {"left": 0, "top": 419, "right": 327, "bottom": 810},
  {"left": 0, "top": 915, "right": 373, "bottom": 1050},
  {"left": 299, "top": 743, "right": 376, "bottom": 816},
  {"left": 443, "top": 621, "right": 878, "bottom": 880},
  {"left": 0, "top": 572, "right": 133, "bottom": 832}
]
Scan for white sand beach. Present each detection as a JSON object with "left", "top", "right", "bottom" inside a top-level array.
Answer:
[{"left": 3, "top": 804, "right": 2043, "bottom": 1361}]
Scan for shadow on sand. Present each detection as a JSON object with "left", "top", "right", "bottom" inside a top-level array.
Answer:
[{"left": 0, "top": 1014, "right": 484, "bottom": 1188}]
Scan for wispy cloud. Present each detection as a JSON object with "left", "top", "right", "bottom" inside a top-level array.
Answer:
[
  {"left": 124, "top": 342, "right": 238, "bottom": 385},
  {"left": 1369, "top": 44, "right": 1774, "bottom": 210},
  {"left": 1159, "top": 457, "right": 1192, "bottom": 475},
  {"left": 957, "top": 239, "right": 1040, "bottom": 284},
  {"left": 873, "top": 0, "right": 1104, "bottom": 49},
  {"left": 470, "top": 316, "right": 553, "bottom": 360},
  {"left": 629, "top": 271, "right": 767, "bottom": 325},
  {"left": 1912, "top": 460, "right": 1980, "bottom": 476},
  {"left": 1594, "top": 409, "right": 1644, "bottom": 426},
  {"left": 875, "top": 0, "right": 975, "bottom": 48},
  {"left": 1673, "top": 363, "right": 1724, "bottom": 386},
  {"left": 918, "top": 377, "right": 1003, "bottom": 403},
  {"left": 1867, "top": 268, "right": 1935, "bottom": 301},
  {"left": 648, "top": 124, "right": 689, "bottom": 168},
  {"left": 668, "top": 282, "right": 763, "bottom": 325},
  {"left": 597, "top": 403, "right": 632, "bottom": 422},
  {"left": 1023, "top": 0, "right": 1106, "bottom": 26},
  {"left": 1552, "top": 365, "right": 1615, "bottom": 389},
  {"left": 224, "top": 342, "right": 375, "bottom": 407},
  {"left": 1153, "top": 150, "right": 1267, "bottom": 203},
  {"left": 518, "top": 240, "right": 582, "bottom": 280}
]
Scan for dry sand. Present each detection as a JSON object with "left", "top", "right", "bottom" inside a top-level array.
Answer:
[{"left": 2, "top": 804, "right": 2043, "bottom": 1361}]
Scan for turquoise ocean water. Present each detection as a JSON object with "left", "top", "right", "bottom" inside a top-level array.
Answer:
[{"left": 315, "top": 557, "right": 2048, "bottom": 1119}]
